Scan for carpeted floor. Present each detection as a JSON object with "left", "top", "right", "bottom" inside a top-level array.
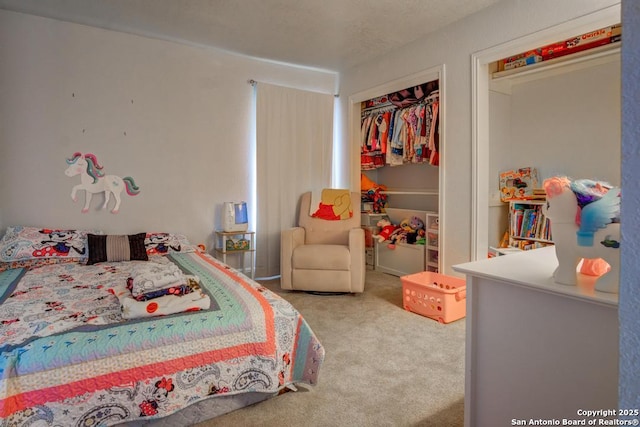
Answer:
[{"left": 195, "top": 270, "right": 466, "bottom": 427}]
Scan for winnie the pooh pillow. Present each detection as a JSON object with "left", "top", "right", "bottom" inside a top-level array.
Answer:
[{"left": 311, "top": 189, "right": 353, "bottom": 220}]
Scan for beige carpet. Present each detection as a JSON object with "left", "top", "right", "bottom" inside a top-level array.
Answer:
[{"left": 195, "top": 270, "right": 466, "bottom": 427}]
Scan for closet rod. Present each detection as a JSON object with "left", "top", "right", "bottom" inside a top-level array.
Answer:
[
  {"left": 361, "top": 97, "right": 436, "bottom": 117},
  {"left": 361, "top": 103, "right": 395, "bottom": 115}
]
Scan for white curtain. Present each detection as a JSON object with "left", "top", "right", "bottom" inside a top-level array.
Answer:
[{"left": 255, "top": 83, "right": 334, "bottom": 278}]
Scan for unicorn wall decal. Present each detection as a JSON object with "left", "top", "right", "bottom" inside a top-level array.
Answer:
[
  {"left": 543, "top": 176, "right": 620, "bottom": 293},
  {"left": 65, "top": 152, "right": 140, "bottom": 214}
]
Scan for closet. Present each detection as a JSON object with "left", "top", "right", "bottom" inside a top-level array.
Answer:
[
  {"left": 479, "top": 15, "right": 621, "bottom": 257},
  {"left": 465, "top": 10, "right": 622, "bottom": 424},
  {"left": 359, "top": 77, "right": 441, "bottom": 275}
]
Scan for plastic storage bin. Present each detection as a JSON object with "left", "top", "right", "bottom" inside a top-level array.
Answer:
[{"left": 400, "top": 271, "right": 466, "bottom": 323}]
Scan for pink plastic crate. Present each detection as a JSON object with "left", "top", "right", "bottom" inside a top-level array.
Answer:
[{"left": 401, "top": 271, "right": 466, "bottom": 324}]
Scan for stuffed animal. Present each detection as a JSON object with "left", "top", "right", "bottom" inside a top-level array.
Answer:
[
  {"left": 410, "top": 216, "right": 425, "bottom": 236},
  {"left": 388, "top": 227, "right": 406, "bottom": 246},
  {"left": 361, "top": 173, "right": 387, "bottom": 192},
  {"left": 371, "top": 188, "right": 387, "bottom": 213},
  {"left": 374, "top": 219, "right": 400, "bottom": 243},
  {"left": 400, "top": 218, "right": 413, "bottom": 232}
]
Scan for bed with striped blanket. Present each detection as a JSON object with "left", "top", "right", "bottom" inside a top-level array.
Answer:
[{"left": 0, "top": 251, "right": 324, "bottom": 426}]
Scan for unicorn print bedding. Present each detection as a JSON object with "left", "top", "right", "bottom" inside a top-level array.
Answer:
[{"left": 0, "top": 227, "right": 324, "bottom": 426}]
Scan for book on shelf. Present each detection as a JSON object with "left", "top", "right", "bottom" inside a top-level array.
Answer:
[
  {"left": 511, "top": 208, "right": 524, "bottom": 237},
  {"left": 510, "top": 202, "right": 552, "bottom": 242}
]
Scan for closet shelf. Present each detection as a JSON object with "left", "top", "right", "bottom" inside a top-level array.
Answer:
[
  {"left": 380, "top": 188, "right": 439, "bottom": 196},
  {"left": 490, "top": 41, "right": 620, "bottom": 94}
]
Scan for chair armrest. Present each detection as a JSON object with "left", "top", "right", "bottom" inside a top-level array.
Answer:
[
  {"left": 280, "top": 227, "right": 305, "bottom": 289},
  {"left": 348, "top": 227, "right": 366, "bottom": 293},
  {"left": 282, "top": 227, "right": 305, "bottom": 250}
]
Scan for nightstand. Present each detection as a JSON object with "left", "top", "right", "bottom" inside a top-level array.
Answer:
[{"left": 214, "top": 230, "right": 255, "bottom": 279}]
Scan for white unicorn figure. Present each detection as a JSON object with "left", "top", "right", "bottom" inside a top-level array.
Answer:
[
  {"left": 543, "top": 176, "right": 620, "bottom": 293},
  {"left": 65, "top": 152, "right": 140, "bottom": 214}
]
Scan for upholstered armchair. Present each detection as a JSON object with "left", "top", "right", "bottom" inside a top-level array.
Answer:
[{"left": 280, "top": 191, "right": 365, "bottom": 293}]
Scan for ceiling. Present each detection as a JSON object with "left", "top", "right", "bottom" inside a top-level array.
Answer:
[{"left": 0, "top": 0, "right": 504, "bottom": 71}]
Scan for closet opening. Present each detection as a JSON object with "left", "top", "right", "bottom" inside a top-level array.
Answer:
[
  {"left": 348, "top": 65, "right": 445, "bottom": 274},
  {"left": 470, "top": 5, "right": 620, "bottom": 261}
]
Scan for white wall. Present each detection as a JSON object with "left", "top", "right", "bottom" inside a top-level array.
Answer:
[
  {"left": 338, "top": 0, "right": 620, "bottom": 274},
  {"left": 0, "top": 10, "right": 337, "bottom": 255},
  {"left": 510, "top": 61, "right": 620, "bottom": 183}
]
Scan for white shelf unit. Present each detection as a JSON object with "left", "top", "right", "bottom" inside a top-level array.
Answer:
[
  {"left": 426, "top": 212, "right": 439, "bottom": 272},
  {"left": 380, "top": 188, "right": 439, "bottom": 196},
  {"left": 361, "top": 212, "right": 389, "bottom": 270},
  {"left": 214, "top": 230, "right": 255, "bottom": 279},
  {"left": 507, "top": 200, "right": 553, "bottom": 251}
]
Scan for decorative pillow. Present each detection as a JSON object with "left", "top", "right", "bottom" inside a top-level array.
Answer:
[
  {"left": 87, "top": 233, "right": 148, "bottom": 265},
  {"left": 145, "top": 232, "right": 196, "bottom": 256},
  {"left": 0, "top": 225, "right": 98, "bottom": 263}
]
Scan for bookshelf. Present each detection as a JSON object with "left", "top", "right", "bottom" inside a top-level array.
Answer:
[{"left": 508, "top": 200, "right": 553, "bottom": 250}]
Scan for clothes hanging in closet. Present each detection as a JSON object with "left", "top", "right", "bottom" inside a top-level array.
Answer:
[{"left": 361, "top": 89, "right": 439, "bottom": 169}]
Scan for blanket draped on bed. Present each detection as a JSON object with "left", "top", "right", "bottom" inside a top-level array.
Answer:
[{"left": 0, "top": 252, "right": 324, "bottom": 426}]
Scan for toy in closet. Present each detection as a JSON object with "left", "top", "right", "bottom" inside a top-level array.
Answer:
[{"left": 360, "top": 81, "right": 440, "bottom": 169}]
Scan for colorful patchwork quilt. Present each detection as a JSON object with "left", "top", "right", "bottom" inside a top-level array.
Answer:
[{"left": 0, "top": 252, "right": 324, "bottom": 426}]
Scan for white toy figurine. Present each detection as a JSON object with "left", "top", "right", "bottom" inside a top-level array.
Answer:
[{"left": 543, "top": 176, "right": 620, "bottom": 293}]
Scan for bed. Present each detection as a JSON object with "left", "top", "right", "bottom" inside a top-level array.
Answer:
[{"left": 0, "top": 226, "right": 324, "bottom": 426}]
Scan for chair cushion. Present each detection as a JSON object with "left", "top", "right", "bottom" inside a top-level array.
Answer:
[
  {"left": 292, "top": 244, "right": 351, "bottom": 270},
  {"left": 291, "top": 270, "right": 352, "bottom": 292}
]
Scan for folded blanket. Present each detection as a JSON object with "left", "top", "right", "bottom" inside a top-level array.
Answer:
[
  {"left": 126, "top": 276, "right": 198, "bottom": 301},
  {"left": 129, "top": 260, "right": 186, "bottom": 297},
  {"left": 110, "top": 279, "right": 210, "bottom": 320}
]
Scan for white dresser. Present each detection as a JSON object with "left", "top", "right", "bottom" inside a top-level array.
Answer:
[{"left": 453, "top": 246, "right": 618, "bottom": 427}]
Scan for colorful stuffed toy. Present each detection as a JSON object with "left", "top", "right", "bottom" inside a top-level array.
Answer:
[
  {"left": 361, "top": 174, "right": 388, "bottom": 213},
  {"left": 360, "top": 173, "right": 387, "bottom": 192},
  {"left": 374, "top": 219, "right": 400, "bottom": 243},
  {"left": 399, "top": 218, "right": 413, "bottom": 232},
  {"left": 410, "top": 216, "right": 425, "bottom": 235}
]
